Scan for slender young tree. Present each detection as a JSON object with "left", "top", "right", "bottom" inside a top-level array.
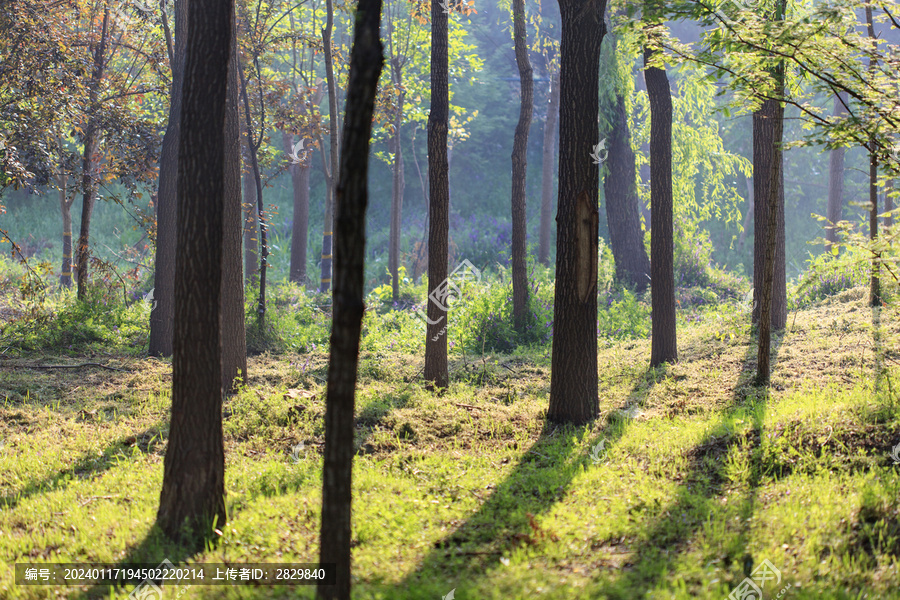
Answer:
[
  {"left": 547, "top": 0, "right": 607, "bottom": 424},
  {"left": 424, "top": 0, "right": 450, "bottom": 389},
  {"left": 510, "top": 0, "right": 533, "bottom": 333},
  {"left": 317, "top": 1, "right": 383, "bottom": 597},
  {"left": 866, "top": 5, "right": 881, "bottom": 307},
  {"left": 538, "top": 70, "right": 559, "bottom": 266},
  {"left": 157, "top": 0, "right": 233, "bottom": 546},
  {"left": 644, "top": 44, "right": 677, "bottom": 366},
  {"left": 388, "top": 53, "right": 406, "bottom": 302},
  {"left": 320, "top": 0, "right": 340, "bottom": 293}
]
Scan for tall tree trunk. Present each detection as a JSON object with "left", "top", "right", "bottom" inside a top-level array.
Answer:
[
  {"left": 238, "top": 64, "right": 268, "bottom": 325},
  {"left": 389, "top": 57, "right": 405, "bottom": 302},
  {"left": 424, "top": 0, "right": 450, "bottom": 389},
  {"left": 752, "top": 99, "right": 786, "bottom": 330},
  {"left": 644, "top": 46, "right": 677, "bottom": 366},
  {"left": 75, "top": 9, "right": 110, "bottom": 300},
  {"left": 242, "top": 157, "right": 258, "bottom": 286},
  {"left": 58, "top": 171, "right": 74, "bottom": 288},
  {"left": 547, "top": 0, "right": 606, "bottom": 424},
  {"left": 317, "top": 3, "right": 383, "bottom": 599},
  {"left": 157, "top": 0, "right": 233, "bottom": 547},
  {"left": 825, "top": 93, "right": 847, "bottom": 250},
  {"left": 222, "top": 21, "right": 247, "bottom": 391},
  {"left": 538, "top": 70, "right": 559, "bottom": 266},
  {"left": 510, "top": 0, "right": 533, "bottom": 333},
  {"left": 320, "top": 0, "right": 339, "bottom": 294},
  {"left": 150, "top": 0, "right": 187, "bottom": 356},
  {"left": 285, "top": 131, "right": 311, "bottom": 286},
  {"left": 756, "top": 76, "right": 785, "bottom": 385},
  {"left": 604, "top": 92, "right": 650, "bottom": 291},
  {"left": 866, "top": 6, "right": 881, "bottom": 307}
]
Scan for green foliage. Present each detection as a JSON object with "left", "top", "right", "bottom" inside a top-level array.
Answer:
[
  {"left": 792, "top": 246, "right": 874, "bottom": 309},
  {"left": 245, "top": 282, "right": 331, "bottom": 355}
]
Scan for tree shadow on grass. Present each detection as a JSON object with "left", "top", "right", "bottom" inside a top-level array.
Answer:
[
  {"left": 593, "top": 332, "right": 784, "bottom": 598},
  {"left": 0, "top": 426, "right": 165, "bottom": 511}
]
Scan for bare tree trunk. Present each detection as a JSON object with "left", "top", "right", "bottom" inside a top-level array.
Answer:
[
  {"left": 752, "top": 99, "right": 786, "bottom": 331},
  {"left": 538, "top": 70, "right": 559, "bottom": 266},
  {"left": 510, "top": 0, "right": 533, "bottom": 333},
  {"left": 389, "top": 57, "right": 405, "bottom": 302},
  {"left": 320, "top": 0, "right": 339, "bottom": 294},
  {"left": 547, "top": 0, "right": 606, "bottom": 424},
  {"left": 57, "top": 171, "right": 74, "bottom": 288},
  {"left": 604, "top": 92, "right": 650, "bottom": 291},
  {"left": 75, "top": 9, "right": 110, "bottom": 300},
  {"left": 644, "top": 46, "right": 677, "bottom": 366},
  {"left": 242, "top": 158, "right": 258, "bottom": 286},
  {"left": 317, "top": 4, "right": 383, "bottom": 598},
  {"left": 825, "top": 93, "right": 847, "bottom": 249},
  {"left": 150, "top": 0, "right": 187, "bottom": 356},
  {"left": 284, "top": 131, "right": 310, "bottom": 286},
  {"left": 157, "top": 0, "right": 233, "bottom": 548},
  {"left": 424, "top": 0, "right": 450, "bottom": 389},
  {"left": 866, "top": 6, "right": 881, "bottom": 307}
]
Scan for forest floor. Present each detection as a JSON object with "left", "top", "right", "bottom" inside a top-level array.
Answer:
[{"left": 1, "top": 286, "right": 900, "bottom": 599}]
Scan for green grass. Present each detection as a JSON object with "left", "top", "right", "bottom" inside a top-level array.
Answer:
[{"left": 2, "top": 276, "right": 900, "bottom": 598}]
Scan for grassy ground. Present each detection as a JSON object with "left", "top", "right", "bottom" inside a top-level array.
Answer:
[{"left": 1, "top": 285, "right": 899, "bottom": 599}]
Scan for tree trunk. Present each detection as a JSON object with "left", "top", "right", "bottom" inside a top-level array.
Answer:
[
  {"left": 547, "top": 0, "right": 606, "bottom": 424},
  {"left": 222, "top": 22, "right": 247, "bottom": 391},
  {"left": 242, "top": 158, "right": 258, "bottom": 286},
  {"left": 389, "top": 57, "right": 405, "bottom": 303},
  {"left": 756, "top": 72, "right": 785, "bottom": 385},
  {"left": 604, "top": 92, "right": 650, "bottom": 292},
  {"left": 285, "top": 131, "right": 310, "bottom": 286},
  {"left": 538, "top": 70, "right": 559, "bottom": 267},
  {"left": 58, "top": 171, "right": 74, "bottom": 288},
  {"left": 320, "top": 0, "right": 339, "bottom": 294},
  {"left": 157, "top": 0, "right": 233, "bottom": 548},
  {"left": 75, "top": 9, "right": 110, "bottom": 300},
  {"left": 424, "top": 0, "right": 450, "bottom": 389},
  {"left": 317, "top": 3, "right": 383, "bottom": 599},
  {"left": 825, "top": 93, "right": 847, "bottom": 249},
  {"left": 644, "top": 46, "right": 677, "bottom": 366},
  {"left": 510, "top": 0, "right": 533, "bottom": 333},
  {"left": 866, "top": 6, "right": 881, "bottom": 308},
  {"left": 150, "top": 0, "right": 187, "bottom": 356},
  {"left": 752, "top": 99, "right": 786, "bottom": 330}
]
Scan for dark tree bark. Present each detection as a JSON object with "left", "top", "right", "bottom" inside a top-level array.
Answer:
[
  {"left": 389, "top": 56, "right": 405, "bottom": 302},
  {"left": 510, "top": 0, "right": 533, "bottom": 333},
  {"left": 825, "top": 93, "right": 847, "bottom": 250},
  {"left": 75, "top": 9, "right": 110, "bottom": 300},
  {"left": 157, "top": 0, "right": 233, "bottom": 547},
  {"left": 57, "top": 171, "right": 75, "bottom": 288},
  {"left": 424, "top": 0, "right": 450, "bottom": 389},
  {"left": 242, "top": 156, "right": 259, "bottom": 286},
  {"left": 547, "top": 0, "right": 606, "bottom": 424},
  {"left": 756, "top": 77, "right": 785, "bottom": 385},
  {"left": 150, "top": 0, "right": 186, "bottom": 356},
  {"left": 538, "top": 70, "right": 559, "bottom": 266},
  {"left": 644, "top": 46, "right": 677, "bottom": 366},
  {"left": 317, "top": 2, "right": 383, "bottom": 598},
  {"left": 285, "top": 130, "right": 311, "bottom": 286},
  {"left": 752, "top": 99, "right": 786, "bottom": 331},
  {"left": 319, "top": 0, "right": 340, "bottom": 294},
  {"left": 604, "top": 92, "right": 650, "bottom": 292},
  {"left": 866, "top": 6, "right": 881, "bottom": 307},
  {"left": 222, "top": 30, "right": 247, "bottom": 390}
]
